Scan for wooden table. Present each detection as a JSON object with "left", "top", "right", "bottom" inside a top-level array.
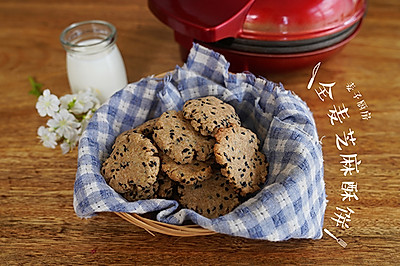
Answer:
[{"left": 1, "top": 0, "right": 399, "bottom": 264}]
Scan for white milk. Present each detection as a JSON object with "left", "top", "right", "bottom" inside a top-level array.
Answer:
[{"left": 66, "top": 39, "right": 127, "bottom": 103}]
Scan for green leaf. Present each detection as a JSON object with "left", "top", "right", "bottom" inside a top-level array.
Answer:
[{"left": 28, "top": 76, "right": 43, "bottom": 97}]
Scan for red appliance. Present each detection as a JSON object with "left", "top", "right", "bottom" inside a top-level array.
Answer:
[{"left": 148, "top": 0, "right": 367, "bottom": 73}]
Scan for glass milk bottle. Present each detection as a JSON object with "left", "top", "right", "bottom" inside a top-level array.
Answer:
[{"left": 60, "top": 20, "right": 128, "bottom": 103}]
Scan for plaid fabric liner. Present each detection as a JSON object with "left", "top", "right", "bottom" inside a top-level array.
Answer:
[{"left": 74, "top": 44, "right": 327, "bottom": 240}]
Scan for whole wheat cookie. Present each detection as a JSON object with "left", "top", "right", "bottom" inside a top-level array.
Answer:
[
  {"left": 156, "top": 171, "right": 176, "bottom": 199},
  {"left": 113, "top": 118, "right": 158, "bottom": 148},
  {"left": 177, "top": 172, "right": 240, "bottom": 219},
  {"left": 101, "top": 131, "right": 160, "bottom": 199},
  {"left": 182, "top": 96, "right": 241, "bottom": 136},
  {"left": 131, "top": 118, "right": 158, "bottom": 137},
  {"left": 160, "top": 152, "right": 213, "bottom": 185},
  {"left": 214, "top": 125, "right": 268, "bottom": 196},
  {"left": 122, "top": 182, "right": 159, "bottom": 201},
  {"left": 153, "top": 110, "right": 215, "bottom": 164}
]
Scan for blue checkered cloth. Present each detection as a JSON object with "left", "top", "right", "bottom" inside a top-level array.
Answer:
[{"left": 74, "top": 44, "right": 326, "bottom": 240}]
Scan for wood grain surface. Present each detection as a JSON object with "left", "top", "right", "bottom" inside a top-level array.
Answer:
[{"left": 1, "top": 0, "right": 399, "bottom": 265}]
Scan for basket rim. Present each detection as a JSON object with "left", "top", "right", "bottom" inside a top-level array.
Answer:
[{"left": 115, "top": 212, "right": 216, "bottom": 237}]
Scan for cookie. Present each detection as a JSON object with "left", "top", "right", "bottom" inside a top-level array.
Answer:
[
  {"left": 156, "top": 172, "right": 176, "bottom": 199},
  {"left": 122, "top": 182, "right": 159, "bottom": 201},
  {"left": 177, "top": 172, "right": 240, "bottom": 219},
  {"left": 214, "top": 125, "right": 268, "bottom": 196},
  {"left": 160, "top": 152, "right": 213, "bottom": 185},
  {"left": 113, "top": 118, "right": 158, "bottom": 148},
  {"left": 182, "top": 96, "right": 241, "bottom": 136},
  {"left": 153, "top": 110, "right": 215, "bottom": 164},
  {"left": 101, "top": 131, "right": 160, "bottom": 199},
  {"left": 132, "top": 118, "right": 158, "bottom": 137}
]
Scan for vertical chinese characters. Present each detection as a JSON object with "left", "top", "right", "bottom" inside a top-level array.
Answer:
[
  {"left": 306, "top": 62, "right": 367, "bottom": 235},
  {"left": 346, "top": 82, "right": 372, "bottom": 120}
]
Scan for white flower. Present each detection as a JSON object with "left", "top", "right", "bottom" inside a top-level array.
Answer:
[
  {"left": 59, "top": 94, "right": 75, "bottom": 110},
  {"left": 36, "top": 89, "right": 60, "bottom": 117},
  {"left": 60, "top": 130, "right": 80, "bottom": 154},
  {"left": 47, "top": 109, "right": 80, "bottom": 140},
  {"left": 37, "top": 126, "right": 58, "bottom": 149},
  {"left": 77, "top": 89, "right": 100, "bottom": 112},
  {"left": 80, "top": 109, "right": 94, "bottom": 132},
  {"left": 60, "top": 89, "right": 100, "bottom": 115}
]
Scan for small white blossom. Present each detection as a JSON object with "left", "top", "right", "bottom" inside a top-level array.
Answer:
[
  {"left": 37, "top": 126, "right": 58, "bottom": 149},
  {"left": 59, "top": 94, "right": 75, "bottom": 110},
  {"left": 47, "top": 109, "right": 80, "bottom": 140},
  {"left": 60, "top": 89, "right": 100, "bottom": 114},
  {"left": 60, "top": 130, "right": 80, "bottom": 154},
  {"left": 78, "top": 89, "right": 101, "bottom": 112},
  {"left": 36, "top": 89, "right": 60, "bottom": 117},
  {"left": 80, "top": 109, "right": 94, "bottom": 132}
]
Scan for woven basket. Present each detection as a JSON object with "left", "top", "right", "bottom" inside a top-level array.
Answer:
[
  {"left": 112, "top": 71, "right": 216, "bottom": 237},
  {"left": 114, "top": 212, "right": 216, "bottom": 237},
  {"left": 77, "top": 46, "right": 326, "bottom": 240}
]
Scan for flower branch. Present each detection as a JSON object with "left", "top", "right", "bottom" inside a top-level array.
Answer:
[{"left": 30, "top": 77, "right": 100, "bottom": 154}]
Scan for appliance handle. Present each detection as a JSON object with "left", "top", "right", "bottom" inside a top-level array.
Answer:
[{"left": 148, "top": 0, "right": 255, "bottom": 42}]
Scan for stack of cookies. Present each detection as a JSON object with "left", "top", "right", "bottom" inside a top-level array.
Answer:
[{"left": 101, "top": 96, "right": 268, "bottom": 219}]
